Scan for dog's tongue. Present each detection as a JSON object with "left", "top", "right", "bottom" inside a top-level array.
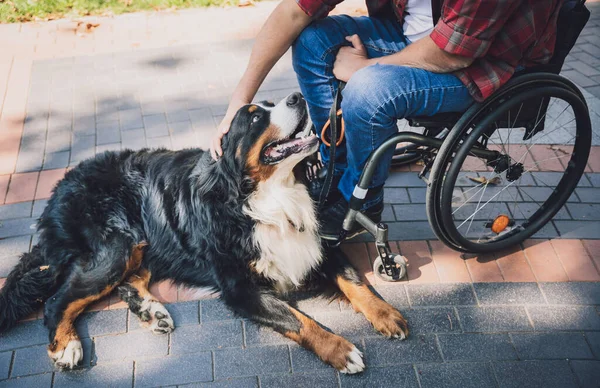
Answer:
[{"left": 264, "top": 135, "right": 317, "bottom": 160}]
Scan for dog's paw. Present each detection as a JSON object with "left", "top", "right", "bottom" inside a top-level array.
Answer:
[
  {"left": 364, "top": 300, "right": 409, "bottom": 340},
  {"left": 321, "top": 336, "right": 365, "bottom": 374},
  {"left": 49, "top": 339, "right": 83, "bottom": 370},
  {"left": 338, "top": 345, "right": 365, "bottom": 374},
  {"left": 139, "top": 298, "right": 175, "bottom": 335}
]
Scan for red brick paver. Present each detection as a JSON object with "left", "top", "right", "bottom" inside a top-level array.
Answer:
[
  {"left": 4, "top": 171, "right": 38, "bottom": 204},
  {"left": 522, "top": 239, "right": 570, "bottom": 282},
  {"left": 429, "top": 240, "right": 471, "bottom": 282},
  {"left": 35, "top": 169, "right": 67, "bottom": 200},
  {"left": 551, "top": 239, "right": 600, "bottom": 281},
  {"left": 494, "top": 246, "right": 537, "bottom": 282}
]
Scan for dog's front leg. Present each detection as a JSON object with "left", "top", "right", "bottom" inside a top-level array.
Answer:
[
  {"left": 321, "top": 246, "right": 409, "bottom": 339},
  {"left": 221, "top": 287, "right": 365, "bottom": 374}
]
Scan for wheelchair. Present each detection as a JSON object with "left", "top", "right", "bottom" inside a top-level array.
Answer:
[{"left": 315, "top": 0, "right": 592, "bottom": 282}]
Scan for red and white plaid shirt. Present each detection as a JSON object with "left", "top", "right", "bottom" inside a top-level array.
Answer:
[{"left": 296, "top": 0, "right": 563, "bottom": 101}]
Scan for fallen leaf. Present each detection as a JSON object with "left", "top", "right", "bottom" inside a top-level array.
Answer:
[
  {"left": 39, "top": 265, "right": 50, "bottom": 271},
  {"left": 467, "top": 176, "right": 502, "bottom": 185},
  {"left": 238, "top": 0, "right": 254, "bottom": 6}
]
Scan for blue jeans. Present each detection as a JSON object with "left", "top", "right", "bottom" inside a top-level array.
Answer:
[{"left": 292, "top": 15, "right": 475, "bottom": 207}]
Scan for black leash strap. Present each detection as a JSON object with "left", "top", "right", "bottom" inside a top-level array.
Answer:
[{"left": 318, "top": 82, "right": 345, "bottom": 210}]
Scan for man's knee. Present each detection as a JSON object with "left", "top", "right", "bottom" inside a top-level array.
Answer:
[{"left": 292, "top": 16, "right": 348, "bottom": 68}]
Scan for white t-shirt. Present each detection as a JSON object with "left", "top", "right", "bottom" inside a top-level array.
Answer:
[{"left": 403, "top": 0, "right": 434, "bottom": 43}]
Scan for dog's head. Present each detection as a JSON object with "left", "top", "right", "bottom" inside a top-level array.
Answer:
[{"left": 224, "top": 92, "right": 318, "bottom": 182}]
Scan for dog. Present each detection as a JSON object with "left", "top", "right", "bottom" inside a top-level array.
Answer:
[{"left": 0, "top": 92, "right": 408, "bottom": 373}]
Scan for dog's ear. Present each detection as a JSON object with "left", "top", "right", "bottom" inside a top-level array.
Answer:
[{"left": 196, "top": 136, "right": 244, "bottom": 201}]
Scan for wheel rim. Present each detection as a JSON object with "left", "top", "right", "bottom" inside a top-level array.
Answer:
[{"left": 437, "top": 86, "right": 591, "bottom": 252}]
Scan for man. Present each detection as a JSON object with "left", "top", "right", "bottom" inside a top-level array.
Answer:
[{"left": 210, "top": 0, "right": 562, "bottom": 240}]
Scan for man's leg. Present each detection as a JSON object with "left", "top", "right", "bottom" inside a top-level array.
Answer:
[
  {"left": 319, "top": 64, "right": 475, "bottom": 239},
  {"left": 292, "top": 15, "right": 408, "bottom": 176}
]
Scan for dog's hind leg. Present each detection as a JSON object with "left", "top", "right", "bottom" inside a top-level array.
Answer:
[
  {"left": 321, "top": 246, "right": 409, "bottom": 339},
  {"left": 117, "top": 269, "right": 174, "bottom": 335},
  {"left": 44, "top": 239, "right": 146, "bottom": 369}
]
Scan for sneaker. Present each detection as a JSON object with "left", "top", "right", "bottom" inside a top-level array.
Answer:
[
  {"left": 318, "top": 196, "right": 384, "bottom": 240},
  {"left": 307, "top": 167, "right": 342, "bottom": 205}
]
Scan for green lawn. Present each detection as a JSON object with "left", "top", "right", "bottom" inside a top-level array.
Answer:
[{"left": 0, "top": 0, "right": 241, "bottom": 23}]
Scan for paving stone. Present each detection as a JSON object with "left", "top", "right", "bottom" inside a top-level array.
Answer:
[
  {"left": 290, "top": 293, "right": 342, "bottom": 314},
  {"left": 213, "top": 345, "right": 291, "bottom": 379},
  {"left": 75, "top": 309, "right": 127, "bottom": 338},
  {"left": 575, "top": 187, "right": 600, "bottom": 203},
  {"left": 244, "top": 321, "right": 294, "bottom": 347},
  {"left": 165, "top": 301, "right": 200, "bottom": 326},
  {"left": 0, "top": 320, "right": 48, "bottom": 352},
  {"left": 540, "top": 282, "right": 600, "bottom": 305},
  {"left": 527, "top": 306, "right": 600, "bottom": 331},
  {"left": 311, "top": 311, "right": 374, "bottom": 339},
  {"left": 0, "top": 203, "right": 33, "bottom": 221},
  {"left": 42, "top": 151, "right": 71, "bottom": 170},
  {"left": 71, "top": 135, "right": 96, "bottom": 164},
  {"left": 387, "top": 222, "right": 435, "bottom": 241},
  {"left": 457, "top": 306, "right": 532, "bottom": 332},
  {"left": 586, "top": 173, "right": 600, "bottom": 187},
  {"left": 54, "top": 361, "right": 134, "bottom": 388},
  {"left": 492, "top": 360, "right": 578, "bottom": 388},
  {"left": 32, "top": 200, "right": 48, "bottom": 218},
  {"left": 0, "top": 255, "right": 20, "bottom": 278},
  {"left": 571, "top": 360, "right": 600, "bottom": 388},
  {"left": 385, "top": 172, "right": 426, "bottom": 188},
  {"left": 0, "top": 352, "right": 11, "bottom": 380},
  {"left": 135, "top": 352, "right": 213, "bottom": 387},
  {"left": 363, "top": 335, "right": 442, "bottom": 367},
  {"left": 407, "top": 188, "right": 426, "bottom": 203},
  {"left": 289, "top": 345, "right": 331, "bottom": 373},
  {"left": 566, "top": 203, "right": 600, "bottom": 220},
  {"left": 144, "top": 114, "right": 169, "bottom": 138},
  {"left": 0, "top": 373, "right": 53, "bottom": 388},
  {"left": 406, "top": 283, "right": 476, "bottom": 306},
  {"left": 45, "top": 130, "right": 71, "bottom": 153},
  {"left": 171, "top": 320, "right": 243, "bottom": 354},
  {"left": 188, "top": 377, "right": 259, "bottom": 387},
  {"left": 554, "top": 221, "right": 600, "bottom": 239},
  {"left": 392, "top": 204, "right": 427, "bottom": 221},
  {"left": 339, "top": 365, "right": 418, "bottom": 387},
  {"left": 260, "top": 370, "right": 338, "bottom": 388},
  {"left": 96, "top": 122, "right": 121, "bottom": 145},
  {"left": 11, "top": 338, "right": 93, "bottom": 377},
  {"left": 0, "top": 236, "right": 31, "bottom": 259},
  {"left": 370, "top": 285, "right": 410, "bottom": 309},
  {"left": 381, "top": 205, "right": 395, "bottom": 222},
  {"left": 200, "top": 299, "right": 236, "bottom": 322},
  {"left": 119, "top": 109, "right": 144, "bottom": 130},
  {"left": 473, "top": 282, "right": 546, "bottom": 305},
  {"left": 511, "top": 333, "right": 594, "bottom": 360},
  {"left": 401, "top": 307, "right": 460, "bottom": 334},
  {"left": 93, "top": 330, "right": 168, "bottom": 362},
  {"left": 438, "top": 333, "right": 517, "bottom": 361},
  {"left": 146, "top": 135, "right": 172, "bottom": 149},
  {"left": 383, "top": 188, "right": 410, "bottom": 204},
  {"left": 416, "top": 362, "right": 497, "bottom": 388},
  {"left": 585, "top": 331, "right": 600, "bottom": 359},
  {"left": 166, "top": 109, "right": 190, "bottom": 123}
]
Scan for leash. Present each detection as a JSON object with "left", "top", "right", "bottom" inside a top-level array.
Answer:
[{"left": 317, "top": 81, "right": 346, "bottom": 210}]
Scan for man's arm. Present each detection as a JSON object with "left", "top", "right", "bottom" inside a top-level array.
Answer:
[{"left": 211, "top": 0, "right": 313, "bottom": 159}]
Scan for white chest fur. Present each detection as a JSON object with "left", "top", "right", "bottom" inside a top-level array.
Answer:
[{"left": 243, "top": 175, "right": 322, "bottom": 291}]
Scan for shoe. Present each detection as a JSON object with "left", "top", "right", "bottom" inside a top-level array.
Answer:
[
  {"left": 307, "top": 166, "right": 342, "bottom": 205},
  {"left": 318, "top": 196, "right": 384, "bottom": 240}
]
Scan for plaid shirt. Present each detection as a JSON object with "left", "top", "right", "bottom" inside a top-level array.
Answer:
[{"left": 296, "top": 0, "right": 562, "bottom": 101}]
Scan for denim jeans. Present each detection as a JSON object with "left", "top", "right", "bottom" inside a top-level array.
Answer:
[{"left": 292, "top": 15, "right": 475, "bottom": 207}]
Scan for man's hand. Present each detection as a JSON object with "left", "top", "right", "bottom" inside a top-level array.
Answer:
[
  {"left": 333, "top": 35, "right": 373, "bottom": 82},
  {"left": 210, "top": 98, "right": 248, "bottom": 160}
]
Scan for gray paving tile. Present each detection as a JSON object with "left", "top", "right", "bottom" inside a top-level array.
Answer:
[
  {"left": 200, "top": 299, "right": 236, "bottom": 323},
  {"left": 566, "top": 203, "right": 600, "bottom": 220},
  {"left": 520, "top": 186, "right": 579, "bottom": 204},
  {"left": 119, "top": 108, "right": 144, "bottom": 130},
  {"left": 290, "top": 293, "right": 341, "bottom": 315},
  {"left": 383, "top": 188, "right": 410, "bottom": 204},
  {"left": 146, "top": 135, "right": 172, "bottom": 149},
  {"left": 244, "top": 321, "right": 294, "bottom": 347},
  {"left": 166, "top": 109, "right": 190, "bottom": 123},
  {"left": 406, "top": 283, "right": 476, "bottom": 306},
  {"left": 571, "top": 360, "right": 600, "bottom": 388},
  {"left": 11, "top": 338, "right": 93, "bottom": 377},
  {"left": 392, "top": 204, "right": 427, "bottom": 221},
  {"left": 43, "top": 151, "right": 70, "bottom": 170},
  {"left": 339, "top": 365, "right": 418, "bottom": 387},
  {"left": 575, "top": 187, "right": 600, "bottom": 203},
  {"left": 527, "top": 306, "right": 600, "bottom": 331},
  {"left": 135, "top": 352, "right": 213, "bottom": 387},
  {"left": 54, "top": 361, "right": 134, "bottom": 388},
  {"left": 213, "top": 345, "right": 291, "bottom": 379},
  {"left": 0, "top": 203, "right": 32, "bottom": 221},
  {"left": 171, "top": 320, "right": 243, "bottom": 354},
  {"left": 416, "top": 362, "right": 497, "bottom": 388},
  {"left": 438, "top": 333, "right": 517, "bottom": 361},
  {"left": 385, "top": 172, "right": 426, "bottom": 188},
  {"left": 0, "top": 236, "right": 31, "bottom": 259},
  {"left": 70, "top": 135, "right": 96, "bottom": 164},
  {"left": 370, "top": 285, "right": 410, "bottom": 309},
  {"left": 73, "top": 116, "right": 96, "bottom": 136},
  {"left": 381, "top": 205, "right": 395, "bottom": 222},
  {"left": 585, "top": 331, "right": 600, "bottom": 359},
  {"left": 188, "top": 377, "right": 259, "bottom": 387},
  {"left": 93, "top": 330, "right": 168, "bottom": 362},
  {"left": 32, "top": 200, "right": 48, "bottom": 218},
  {"left": 363, "top": 335, "right": 442, "bottom": 367},
  {"left": 260, "top": 370, "right": 338, "bottom": 388},
  {"left": 311, "top": 311, "right": 374, "bottom": 339},
  {"left": 387, "top": 221, "right": 435, "bottom": 241},
  {"left": 563, "top": 70, "right": 598, "bottom": 88},
  {"left": 0, "top": 352, "right": 11, "bottom": 380},
  {"left": 0, "top": 373, "right": 53, "bottom": 388},
  {"left": 492, "top": 360, "right": 578, "bottom": 388},
  {"left": 0, "top": 320, "right": 47, "bottom": 352},
  {"left": 407, "top": 188, "right": 426, "bottom": 203},
  {"left": 289, "top": 345, "right": 331, "bottom": 373},
  {"left": 96, "top": 122, "right": 121, "bottom": 145},
  {"left": 75, "top": 309, "right": 127, "bottom": 338},
  {"left": 540, "top": 282, "right": 600, "bottom": 305},
  {"left": 143, "top": 114, "right": 169, "bottom": 138},
  {"left": 45, "top": 129, "right": 71, "bottom": 153},
  {"left": 554, "top": 220, "right": 600, "bottom": 238},
  {"left": 0, "top": 217, "right": 39, "bottom": 239},
  {"left": 0, "top": 255, "right": 20, "bottom": 278},
  {"left": 473, "top": 282, "right": 546, "bottom": 305},
  {"left": 165, "top": 301, "right": 200, "bottom": 326},
  {"left": 511, "top": 333, "right": 594, "bottom": 360},
  {"left": 586, "top": 173, "right": 600, "bottom": 187},
  {"left": 456, "top": 306, "right": 532, "bottom": 332},
  {"left": 401, "top": 307, "right": 460, "bottom": 334}
]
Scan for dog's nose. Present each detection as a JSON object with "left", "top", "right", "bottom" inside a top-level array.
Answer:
[{"left": 286, "top": 92, "right": 303, "bottom": 107}]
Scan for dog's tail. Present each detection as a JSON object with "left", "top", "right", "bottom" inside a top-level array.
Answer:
[{"left": 0, "top": 244, "right": 58, "bottom": 332}]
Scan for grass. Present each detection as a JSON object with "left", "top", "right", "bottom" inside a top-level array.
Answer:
[{"left": 0, "top": 0, "right": 241, "bottom": 23}]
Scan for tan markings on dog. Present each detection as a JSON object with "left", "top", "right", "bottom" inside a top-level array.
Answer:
[
  {"left": 236, "top": 145, "right": 242, "bottom": 160},
  {"left": 246, "top": 124, "right": 279, "bottom": 182},
  {"left": 284, "top": 307, "right": 363, "bottom": 373},
  {"left": 125, "top": 268, "right": 153, "bottom": 299},
  {"left": 125, "top": 242, "right": 147, "bottom": 275},
  {"left": 248, "top": 105, "right": 258, "bottom": 113},
  {"left": 336, "top": 276, "right": 409, "bottom": 339}
]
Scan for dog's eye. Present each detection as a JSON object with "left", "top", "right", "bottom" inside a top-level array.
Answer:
[{"left": 251, "top": 114, "right": 260, "bottom": 123}]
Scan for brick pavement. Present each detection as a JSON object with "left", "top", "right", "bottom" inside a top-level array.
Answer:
[{"left": 1, "top": 1, "right": 600, "bottom": 387}]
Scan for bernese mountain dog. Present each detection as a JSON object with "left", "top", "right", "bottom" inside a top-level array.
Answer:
[{"left": 0, "top": 93, "right": 408, "bottom": 374}]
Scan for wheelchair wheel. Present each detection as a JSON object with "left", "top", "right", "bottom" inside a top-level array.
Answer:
[{"left": 427, "top": 75, "right": 591, "bottom": 253}]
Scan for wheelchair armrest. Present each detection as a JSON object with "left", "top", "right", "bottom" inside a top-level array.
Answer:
[{"left": 406, "top": 112, "right": 463, "bottom": 129}]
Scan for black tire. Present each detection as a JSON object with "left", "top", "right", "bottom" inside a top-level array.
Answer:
[{"left": 427, "top": 75, "right": 591, "bottom": 253}]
